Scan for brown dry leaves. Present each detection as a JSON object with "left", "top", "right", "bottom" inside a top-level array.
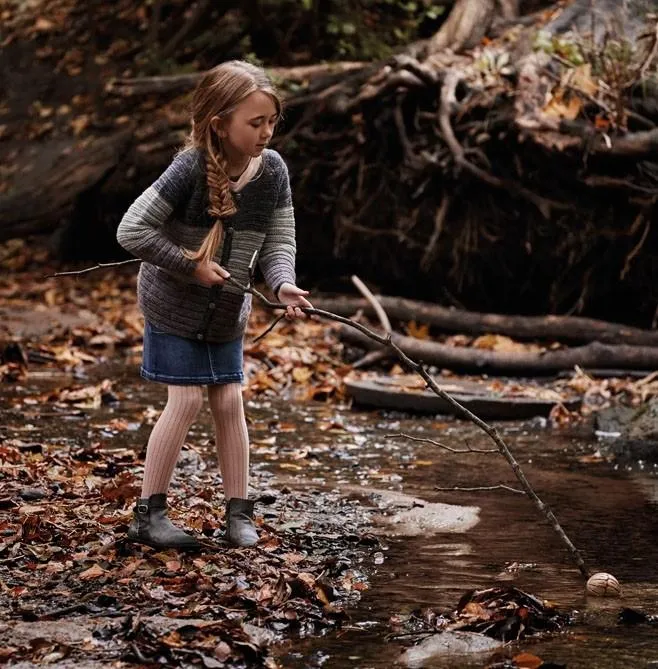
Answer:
[
  {"left": 0, "top": 437, "right": 373, "bottom": 666},
  {"left": 390, "top": 585, "right": 569, "bottom": 664},
  {"left": 0, "top": 239, "right": 348, "bottom": 403}
]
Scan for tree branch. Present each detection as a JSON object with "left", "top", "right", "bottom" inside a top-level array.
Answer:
[
  {"left": 48, "top": 259, "right": 139, "bottom": 277},
  {"left": 227, "top": 275, "right": 589, "bottom": 578},
  {"left": 105, "top": 62, "right": 367, "bottom": 98},
  {"left": 385, "top": 432, "right": 497, "bottom": 454},
  {"left": 435, "top": 484, "right": 525, "bottom": 494},
  {"left": 351, "top": 274, "right": 391, "bottom": 333}
]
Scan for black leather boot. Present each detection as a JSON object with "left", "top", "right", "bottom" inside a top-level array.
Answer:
[
  {"left": 127, "top": 493, "right": 201, "bottom": 551},
  {"left": 226, "top": 498, "right": 259, "bottom": 547}
]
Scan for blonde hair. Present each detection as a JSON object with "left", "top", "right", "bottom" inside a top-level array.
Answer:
[{"left": 183, "top": 60, "right": 282, "bottom": 263}]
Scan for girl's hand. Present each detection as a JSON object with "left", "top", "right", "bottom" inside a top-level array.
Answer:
[
  {"left": 194, "top": 261, "right": 230, "bottom": 287},
  {"left": 277, "top": 282, "right": 312, "bottom": 319}
]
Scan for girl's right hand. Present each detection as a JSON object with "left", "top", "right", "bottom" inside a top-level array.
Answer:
[{"left": 194, "top": 261, "right": 231, "bottom": 287}]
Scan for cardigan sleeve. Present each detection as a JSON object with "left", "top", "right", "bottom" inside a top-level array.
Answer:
[
  {"left": 116, "top": 150, "right": 198, "bottom": 275},
  {"left": 258, "top": 153, "right": 297, "bottom": 296}
]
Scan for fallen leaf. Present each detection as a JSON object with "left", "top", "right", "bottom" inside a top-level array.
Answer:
[
  {"left": 18, "top": 504, "right": 45, "bottom": 515},
  {"left": 79, "top": 564, "right": 107, "bottom": 580},
  {"left": 407, "top": 321, "right": 430, "bottom": 339},
  {"left": 292, "top": 366, "right": 313, "bottom": 383},
  {"left": 513, "top": 652, "right": 544, "bottom": 669},
  {"left": 543, "top": 89, "right": 582, "bottom": 121},
  {"left": 214, "top": 642, "right": 231, "bottom": 662}
]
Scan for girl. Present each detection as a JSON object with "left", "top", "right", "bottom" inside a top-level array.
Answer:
[{"left": 117, "top": 60, "right": 311, "bottom": 550}]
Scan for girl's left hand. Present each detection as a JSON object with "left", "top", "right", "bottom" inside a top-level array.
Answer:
[{"left": 277, "top": 283, "right": 312, "bottom": 319}]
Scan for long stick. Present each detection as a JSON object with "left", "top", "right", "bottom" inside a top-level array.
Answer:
[
  {"left": 236, "top": 277, "right": 589, "bottom": 578},
  {"left": 48, "top": 262, "right": 590, "bottom": 578}
]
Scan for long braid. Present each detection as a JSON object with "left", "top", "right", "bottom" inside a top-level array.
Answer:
[{"left": 183, "top": 133, "right": 236, "bottom": 264}]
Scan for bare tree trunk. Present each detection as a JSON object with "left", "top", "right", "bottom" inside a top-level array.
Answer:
[{"left": 427, "top": 0, "right": 525, "bottom": 53}]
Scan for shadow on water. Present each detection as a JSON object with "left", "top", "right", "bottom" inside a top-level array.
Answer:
[{"left": 4, "top": 362, "right": 658, "bottom": 668}]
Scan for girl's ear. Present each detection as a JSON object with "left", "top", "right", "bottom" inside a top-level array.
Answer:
[{"left": 211, "top": 116, "right": 227, "bottom": 138}]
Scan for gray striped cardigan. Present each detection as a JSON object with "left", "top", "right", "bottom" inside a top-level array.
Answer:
[{"left": 116, "top": 148, "right": 296, "bottom": 343}]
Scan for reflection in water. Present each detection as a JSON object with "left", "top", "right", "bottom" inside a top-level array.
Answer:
[{"left": 4, "top": 363, "right": 658, "bottom": 668}]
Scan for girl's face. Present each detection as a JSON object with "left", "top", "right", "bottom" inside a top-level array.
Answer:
[{"left": 216, "top": 90, "right": 278, "bottom": 163}]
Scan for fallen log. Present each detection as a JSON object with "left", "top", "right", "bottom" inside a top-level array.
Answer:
[
  {"left": 344, "top": 375, "right": 581, "bottom": 418},
  {"left": 340, "top": 326, "right": 658, "bottom": 374},
  {"left": 0, "top": 132, "right": 133, "bottom": 241},
  {"left": 105, "top": 62, "right": 368, "bottom": 98},
  {"left": 314, "top": 296, "right": 658, "bottom": 346}
]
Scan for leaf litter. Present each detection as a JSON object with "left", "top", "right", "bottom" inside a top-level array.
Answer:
[
  {"left": 2, "top": 238, "right": 656, "bottom": 415},
  {"left": 391, "top": 586, "right": 571, "bottom": 669},
  {"left": 0, "top": 436, "right": 377, "bottom": 667}
]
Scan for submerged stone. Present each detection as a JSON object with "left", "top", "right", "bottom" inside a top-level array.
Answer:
[{"left": 346, "top": 487, "right": 480, "bottom": 536}]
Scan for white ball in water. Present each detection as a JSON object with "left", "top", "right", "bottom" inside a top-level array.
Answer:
[{"left": 586, "top": 572, "right": 622, "bottom": 598}]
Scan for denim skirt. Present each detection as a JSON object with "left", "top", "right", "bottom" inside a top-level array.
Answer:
[{"left": 141, "top": 321, "right": 244, "bottom": 385}]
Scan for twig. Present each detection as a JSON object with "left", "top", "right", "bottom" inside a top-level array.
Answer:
[
  {"left": 48, "top": 259, "right": 139, "bottom": 277},
  {"left": 385, "top": 433, "right": 497, "bottom": 454},
  {"left": 352, "top": 349, "right": 391, "bottom": 369},
  {"left": 637, "top": 20, "right": 658, "bottom": 81},
  {"left": 225, "top": 275, "right": 589, "bottom": 579},
  {"left": 252, "top": 314, "right": 286, "bottom": 343},
  {"left": 421, "top": 194, "right": 451, "bottom": 271},
  {"left": 620, "top": 210, "right": 652, "bottom": 280},
  {"left": 130, "top": 642, "right": 152, "bottom": 664},
  {"left": 351, "top": 275, "right": 391, "bottom": 333},
  {"left": 435, "top": 485, "right": 525, "bottom": 495}
]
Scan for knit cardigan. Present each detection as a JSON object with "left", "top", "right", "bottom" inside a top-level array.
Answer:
[{"left": 116, "top": 148, "right": 296, "bottom": 343}]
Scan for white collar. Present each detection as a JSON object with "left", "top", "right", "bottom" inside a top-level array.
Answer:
[{"left": 229, "top": 155, "right": 263, "bottom": 192}]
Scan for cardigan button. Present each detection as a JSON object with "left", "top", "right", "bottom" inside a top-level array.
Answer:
[
  {"left": 209, "top": 302, "right": 216, "bottom": 309},
  {"left": 196, "top": 333, "right": 203, "bottom": 340}
]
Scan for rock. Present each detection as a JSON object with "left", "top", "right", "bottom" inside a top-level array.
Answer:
[
  {"left": 595, "top": 399, "right": 658, "bottom": 463},
  {"left": 627, "top": 400, "right": 658, "bottom": 442},
  {"left": 343, "top": 487, "right": 480, "bottom": 536},
  {"left": 399, "top": 631, "right": 502, "bottom": 668}
]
